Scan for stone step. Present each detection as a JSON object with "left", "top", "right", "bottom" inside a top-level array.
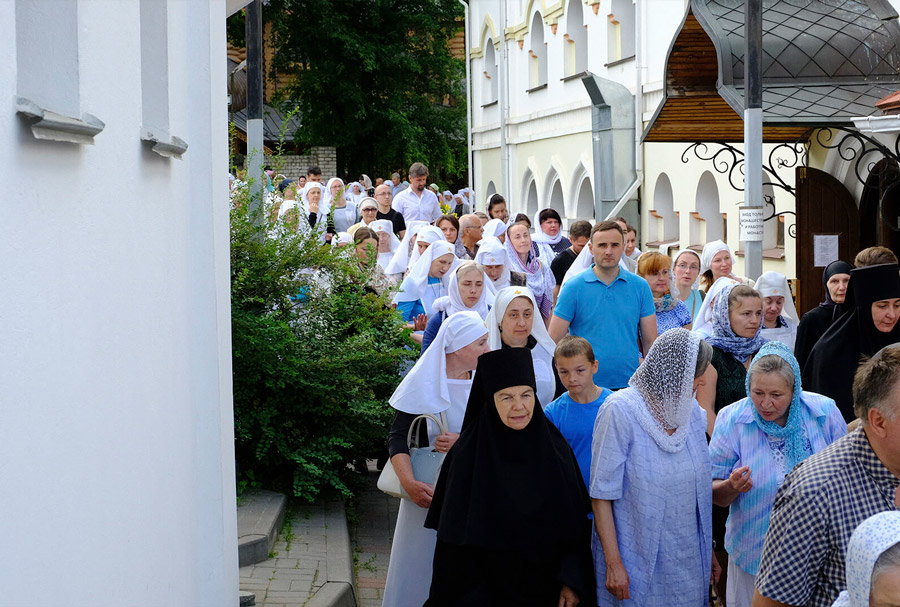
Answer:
[{"left": 237, "top": 489, "right": 287, "bottom": 567}]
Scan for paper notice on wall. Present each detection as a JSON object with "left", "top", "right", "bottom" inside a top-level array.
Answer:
[
  {"left": 739, "top": 207, "right": 765, "bottom": 242},
  {"left": 813, "top": 234, "right": 840, "bottom": 268}
]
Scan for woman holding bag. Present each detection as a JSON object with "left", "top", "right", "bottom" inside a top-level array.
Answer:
[{"left": 382, "top": 311, "right": 491, "bottom": 607}]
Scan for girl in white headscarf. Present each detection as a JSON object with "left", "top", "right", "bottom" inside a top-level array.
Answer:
[
  {"left": 382, "top": 311, "right": 490, "bottom": 607},
  {"left": 345, "top": 181, "right": 365, "bottom": 204},
  {"left": 323, "top": 177, "right": 358, "bottom": 234},
  {"left": 421, "top": 261, "right": 494, "bottom": 352},
  {"left": 591, "top": 329, "right": 715, "bottom": 606},
  {"left": 532, "top": 208, "right": 572, "bottom": 262},
  {"left": 700, "top": 240, "right": 755, "bottom": 292},
  {"left": 482, "top": 217, "right": 507, "bottom": 243},
  {"left": 485, "top": 286, "right": 562, "bottom": 408},
  {"left": 756, "top": 271, "right": 799, "bottom": 351},
  {"left": 393, "top": 240, "right": 461, "bottom": 323},
  {"left": 369, "top": 219, "right": 401, "bottom": 272},
  {"left": 832, "top": 512, "right": 900, "bottom": 607},
  {"left": 385, "top": 220, "right": 430, "bottom": 277},
  {"left": 407, "top": 226, "right": 448, "bottom": 269}
]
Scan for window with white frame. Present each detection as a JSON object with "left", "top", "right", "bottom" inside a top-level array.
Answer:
[
  {"left": 608, "top": 0, "right": 635, "bottom": 63},
  {"left": 528, "top": 12, "right": 547, "bottom": 89},
  {"left": 483, "top": 40, "right": 498, "bottom": 105},
  {"left": 565, "top": 0, "right": 587, "bottom": 76}
]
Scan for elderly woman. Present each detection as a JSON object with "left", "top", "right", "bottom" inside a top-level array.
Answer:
[
  {"left": 756, "top": 271, "right": 799, "bottom": 351},
  {"left": 590, "top": 328, "right": 715, "bottom": 606},
  {"left": 352, "top": 228, "right": 392, "bottom": 295},
  {"left": 637, "top": 252, "right": 692, "bottom": 334},
  {"left": 673, "top": 249, "right": 704, "bottom": 323},
  {"left": 421, "top": 262, "right": 492, "bottom": 351},
  {"left": 532, "top": 208, "right": 572, "bottom": 262},
  {"left": 486, "top": 286, "right": 564, "bottom": 408},
  {"left": 475, "top": 237, "right": 526, "bottom": 293},
  {"left": 382, "top": 312, "right": 491, "bottom": 607},
  {"left": 700, "top": 240, "right": 754, "bottom": 293},
  {"left": 794, "top": 260, "right": 852, "bottom": 370},
  {"left": 505, "top": 223, "right": 556, "bottom": 323},
  {"left": 424, "top": 348, "right": 596, "bottom": 607},
  {"left": 804, "top": 263, "right": 900, "bottom": 422},
  {"left": 709, "top": 341, "right": 845, "bottom": 607},
  {"left": 831, "top": 512, "right": 900, "bottom": 607},
  {"left": 323, "top": 177, "right": 358, "bottom": 234}
]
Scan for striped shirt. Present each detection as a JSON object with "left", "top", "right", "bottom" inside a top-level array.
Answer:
[
  {"left": 708, "top": 392, "right": 845, "bottom": 575},
  {"left": 755, "top": 427, "right": 900, "bottom": 607}
]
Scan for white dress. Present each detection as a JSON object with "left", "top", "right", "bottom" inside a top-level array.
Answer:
[
  {"left": 381, "top": 379, "right": 472, "bottom": 607},
  {"left": 760, "top": 318, "right": 797, "bottom": 352},
  {"left": 531, "top": 345, "right": 556, "bottom": 409}
]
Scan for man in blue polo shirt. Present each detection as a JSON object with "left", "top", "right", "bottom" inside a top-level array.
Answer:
[{"left": 549, "top": 220, "right": 657, "bottom": 389}]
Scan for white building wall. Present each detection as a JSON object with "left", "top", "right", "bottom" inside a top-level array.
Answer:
[{"left": 0, "top": 1, "right": 238, "bottom": 605}]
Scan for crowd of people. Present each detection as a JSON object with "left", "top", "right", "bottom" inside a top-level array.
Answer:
[{"left": 236, "top": 161, "right": 900, "bottom": 607}]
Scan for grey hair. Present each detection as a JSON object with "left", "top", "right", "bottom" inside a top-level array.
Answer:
[
  {"left": 748, "top": 354, "right": 795, "bottom": 391},
  {"left": 695, "top": 340, "right": 713, "bottom": 379},
  {"left": 391, "top": 172, "right": 400, "bottom": 179},
  {"left": 872, "top": 541, "right": 900, "bottom": 591},
  {"left": 853, "top": 345, "right": 900, "bottom": 423},
  {"left": 408, "top": 162, "right": 429, "bottom": 179}
]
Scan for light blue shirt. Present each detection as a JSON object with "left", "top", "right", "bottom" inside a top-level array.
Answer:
[
  {"left": 591, "top": 394, "right": 712, "bottom": 605},
  {"left": 554, "top": 266, "right": 655, "bottom": 389},
  {"left": 708, "top": 391, "right": 845, "bottom": 575},
  {"left": 545, "top": 390, "right": 612, "bottom": 490}
]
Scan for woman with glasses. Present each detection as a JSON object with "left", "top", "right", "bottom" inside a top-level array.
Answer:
[
  {"left": 637, "top": 252, "right": 692, "bottom": 334},
  {"left": 673, "top": 250, "right": 704, "bottom": 323}
]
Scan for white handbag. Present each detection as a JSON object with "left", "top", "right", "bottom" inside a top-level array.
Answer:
[{"left": 377, "top": 411, "right": 448, "bottom": 499}]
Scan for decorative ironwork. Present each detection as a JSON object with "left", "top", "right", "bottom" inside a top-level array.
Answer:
[
  {"left": 680, "top": 140, "right": 806, "bottom": 196},
  {"left": 813, "top": 126, "right": 900, "bottom": 190},
  {"left": 764, "top": 194, "right": 797, "bottom": 238}
]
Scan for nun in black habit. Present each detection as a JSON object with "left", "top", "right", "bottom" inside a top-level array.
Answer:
[
  {"left": 424, "top": 348, "right": 596, "bottom": 607},
  {"left": 794, "top": 260, "right": 853, "bottom": 370},
  {"left": 803, "top": 263, "right": 900, "bottom": 422}
]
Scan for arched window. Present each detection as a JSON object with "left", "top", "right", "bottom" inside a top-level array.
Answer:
[
  {"left": 526, "top": 179, "right": 539, "bottom": 217},
  {"left": 483, "top": 40, "right": 498, "bottom": 105},
  {"left": 575, "top": 177, "right": 594, "bottom": 221},
  {"left": 549, "top": 178, "right": 565, "bottom": 218},
  {"left": 651, "top": 173, "right": 678, "bottom": 242},
  {"left": 565, "top": 0, "right": 587, "bottom": 76},
  {"left": 608, "top": 0, "right": 635, "bottom": 63},
  {"left": 485, "top": 180, "right": 497, "bottom": 201},
  {"left": 529, "top": 13, "right": 547, "bottom": 89},
  {"left": 693, "top": 171, "right": 724, "bottom": 244}
]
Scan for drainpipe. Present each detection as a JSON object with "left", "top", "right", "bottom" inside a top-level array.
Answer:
[
  {"left": 458, "top": 0, "right": 474, "bottom": 200},
  {"left": 634, "top": 0, "right": 644, "bottom": 182},
  {"left": 499, "top": 0, "right": 510, "bottom": 202}
]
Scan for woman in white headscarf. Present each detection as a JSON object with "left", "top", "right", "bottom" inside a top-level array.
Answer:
[
  {"left": 591, "top": 329, "right": 716, "bottom": 606},
  {"left": 323, "top": 177, "right": 358, "bottom": 234},
  {"left": 674, "top": 249, "right": 705, "bottom": 323},
  {"left": 393, "top": 240, "right": 461, "bottom": 323},
  {"left": 451, "top": 191, "right": 471, "bottom": 216},
  {"left": 284, "top": 182, "right": 331, "bottom": 242},
  {"left": 482, "top": 217, "right": 507, "bottom": 243},
  {"left": 693, "top": 275, "right": 740, "bottom": 338},
  {"left": 485, "top": 286, "right": 563, "bottom": 408},
  {"left": 369, "top": 219, "right": 401, "bottom": 272},
  {"left": 755, "top": 271, "right": 799, "bottom": 351},
  {"left": 475, "top": 237, "right": 510, "bottom": 294},
  {"left": 421, "top": 261, "right": 493, "bottom": 352},
  {"left": 505, "top": 223, "right": 557, "bottom": 323},
  {"left": 408, "top": 226, "right": 449, "bottom": 269},
  {"left": 700, "top": 240, "right": 754, "bottom": 293},
  {"left": 346, "top": 181, "right": 365, "bottom": 204},
  {"left": 532, "top": 208, "right": 572, "bottom": 262},
  {"left": 832, "top": 512, "right": 900, "bottom": 607},
  {"left": 382, "top": 311, "right": 490, "bottom": 607},
  {"left": 385, "top": 220, "right": 430, "bottom": 277}
]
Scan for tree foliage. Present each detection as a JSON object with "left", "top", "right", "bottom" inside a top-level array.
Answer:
[
  {"left": 261, "top": 0, "right": 467, "bottom": 182},
  {"left": 230, "top": 182, "right": 416, "bottom": 501}
]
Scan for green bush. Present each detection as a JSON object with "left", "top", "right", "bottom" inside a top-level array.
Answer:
[{"left": 230, "top": 189, "right": 415, "bottom": 501}]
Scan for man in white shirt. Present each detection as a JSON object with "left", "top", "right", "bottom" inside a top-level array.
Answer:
[{"left": 392, "top": 162, "right": 442, "bottom": 223}]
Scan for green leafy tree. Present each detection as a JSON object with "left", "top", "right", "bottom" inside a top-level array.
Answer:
[
  {"left": 230, "top": 181, "right": 416, "bottom": 501},
  {"left": 261, "top": 0, "right": 467, "bottom": 182}
]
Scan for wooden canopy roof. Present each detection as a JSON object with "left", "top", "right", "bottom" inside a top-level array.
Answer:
[{"left": 644, "top": 0, "right": 900, "bottom": 143}]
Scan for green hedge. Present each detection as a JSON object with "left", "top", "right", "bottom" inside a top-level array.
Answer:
[{"left": 230, "top": 193, "right": 415, "bottom": 501}]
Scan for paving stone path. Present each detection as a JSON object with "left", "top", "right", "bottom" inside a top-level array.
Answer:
[{"left": 351, "top": 464, "right": 401, "bottom": 607}]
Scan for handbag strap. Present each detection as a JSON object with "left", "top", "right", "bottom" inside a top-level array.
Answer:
[{"left": 407, "top": 411, "right": 449, "bottom": 449}]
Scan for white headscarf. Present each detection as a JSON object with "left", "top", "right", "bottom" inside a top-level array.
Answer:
[
  {"left": 335, "top": 231, "right": 353, "bottom": 245},
  {"left": 485, "top": 286, "right": 556, "bottom": 360},
  {"left": 562, "top": 242, "right": 595, "bottom": 285},
  {"left": 287, "top": 182, "right": 329, "bottom": 241},
  {"left": 531, "top": 209, "right": 564, "bottom": 246},
  {"left": 442, "top": 190, "right": 454, "bottom": 203},
  {"left": 619, "top": 328, "right": 702, "bottom": 452},
  {"left": 832, "top": 511, "right": 900, "bottom": 607},
  {"left": 370, "top": 219, "right": 400, "bottom": 271},
  {"left": 432, "top": 262, "right": 493, "bottom": 320},
  {"left": 483, "top": 218, "right": 507, "bottom": 240},
  {"left": 385, "top": 220, "right": 429, "bottom": 275},
  {"left": 346, "top": 182, "right": 365, "bottom": 204},
  {"left": 692, "top": 275, "right": 739, "bottom": 337},
  {"left": 408, "top": 226, "right": 447, "bottom": 268},
  {"left": 393, "top": 240, "right": 460, "bottom": 304},
  {"left": 322, "top": 177, "right": 346, "bottom": 207},
  {"left": 389, "top": 311, "right": 488, "bottom": 414},
  {"left": 755, "top": 271, "right": 799, "bottom": 322},
  {"left": 474, "top": 236, "right": 511, "bottom": 293},
  {"left": 674, "top": 249, "right": 702, "bottom": 290},
  {"left": 700, "top": 240, "right": 736, "bottom": 275}
]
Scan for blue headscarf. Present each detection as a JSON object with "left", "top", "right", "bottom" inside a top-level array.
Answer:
[
  {"left": 705, "top": 283, "right": 768, "bottom": 362},
  {"left": 745, "top": 341, "right": 812, "bottom": 472}
]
